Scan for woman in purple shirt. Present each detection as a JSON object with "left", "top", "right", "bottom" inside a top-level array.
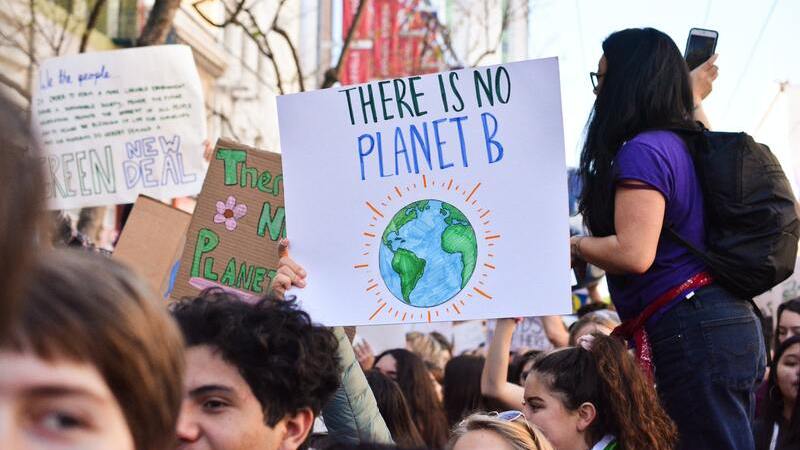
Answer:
[{"left": 571, "top": 28, "right": 765, "bottom": 450}]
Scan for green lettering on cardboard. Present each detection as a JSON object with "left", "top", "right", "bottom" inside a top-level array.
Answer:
[
  {"left": 216, "top": 149, "right": 247, "bottom": 185},
  {"left": 252, "top": 267, "right": 267, "bottom": 293},
  {"left": 257, "top": 201, "right": 286, "bottom": 241},
  {"left": 191, "top": 228, "right": 219, "bottom": 278},
  {"left": 220, "top": 257, "right": 237, "bottom": 286},
  {"left": 256, "top": 171, "right": 272, "bottom": 193},
  {"left": 203, "top": 257, "right": 218, "bottom": 281},
  {"left": 236, "top": 262, "right": 254, "bottom": 290},
  {"left": 241, "top": 165, "right": 258, "bottom": 188},
  {"left": 266, "top": 269, "right": 277, "bottom": 290}
]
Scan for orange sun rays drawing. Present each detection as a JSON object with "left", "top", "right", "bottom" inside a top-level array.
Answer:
[{"left": 353, "top": 175, "right": 500, "bottom": 322}]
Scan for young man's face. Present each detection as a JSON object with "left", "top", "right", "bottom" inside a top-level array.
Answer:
[{"left": 176, "top": 345, "right": 309, "bottom": 450}]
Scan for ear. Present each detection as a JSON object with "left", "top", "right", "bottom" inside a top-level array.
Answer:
[
  {"left": 278, "top": 408, "right": 315, "bottom": 450},
  {"left": 575, "top": 402, "right": 597, "bottom": 433}
]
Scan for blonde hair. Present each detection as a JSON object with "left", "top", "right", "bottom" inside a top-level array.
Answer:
[
  {"left": 406, "top": 331, "right": 451, "bottom": 373},
  {"left": 447, "top": 413, "right": 554, "bottom": 450}
]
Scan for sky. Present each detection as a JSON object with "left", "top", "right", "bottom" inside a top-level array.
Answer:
[{"left": 523, "top": 0, "right": 799, "bottom": 166}]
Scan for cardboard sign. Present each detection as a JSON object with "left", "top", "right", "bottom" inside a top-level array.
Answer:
[
  {"left": 170, "top": 139, "right": 284, "bottom": 301},
  {"left": 277, "top": 58, "right": 571, "bottom": 326},
  {"left": 33, "top": 45, "right": 207, "bottom": 209},
  {"left": 113, "top": 195, "right": 191, "bottom": 299}
]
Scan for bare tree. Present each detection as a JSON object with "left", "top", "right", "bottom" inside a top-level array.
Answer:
[
  {"left": 191, "top": 0, "right": 369, "bottom": 92},
  {"left": 79, "top": 0, "right": 107, "bottom": 52},
  {"left": 0, "top": 0, "right": 193, "bottom": 105},
  {"left": 138, "top": 0, "right": 182, "bottom": 46},
  {"left": 441, "top": 0, "right": 528, "bottom": 67}
]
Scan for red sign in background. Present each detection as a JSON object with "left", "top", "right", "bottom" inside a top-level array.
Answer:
[{"left": 341, "top": 0, "right": 446, "bottom": 85}]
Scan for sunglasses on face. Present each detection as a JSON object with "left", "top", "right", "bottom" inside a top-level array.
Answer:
[
  {"left": 494, "top": 410, "right": 524, "bottom": 421},
  {"left": 590, "top": 71, "right": 605, "bottom": 90}
]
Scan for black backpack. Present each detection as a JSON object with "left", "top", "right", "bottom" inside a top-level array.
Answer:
[{"left": 668, "top": 127, "right": 800, "bottom": 299}]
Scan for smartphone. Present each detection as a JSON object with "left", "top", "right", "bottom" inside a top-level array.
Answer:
[{"left": 684, "top": 28, "right": 718, "bottom": 71}]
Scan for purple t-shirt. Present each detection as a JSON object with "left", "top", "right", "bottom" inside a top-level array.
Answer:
[{"left": 608, "top": 130, "right": 707, "bottom": 321}]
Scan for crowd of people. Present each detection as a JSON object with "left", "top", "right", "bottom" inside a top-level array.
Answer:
[{"left": 1, "top": 26, "right": 799, "bottom": 450}]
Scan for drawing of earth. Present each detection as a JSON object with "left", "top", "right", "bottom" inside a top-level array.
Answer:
[{"left": 379, "top": 200, "right": 478, "bottom": 307}]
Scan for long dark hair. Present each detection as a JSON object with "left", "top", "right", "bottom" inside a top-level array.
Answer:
[
  {"left": 443, "top": 355, "right": 489, "bottom": 426},
  {"left": 364, "top": 370, "right": 426, "bottom": 448},
  {"left": 509, "top": 350, "right": 542, "bottom": 386},
  {"left": 579, "top": 27, "right": 697, "bottom": 236},
  {"left": 375, "top": 349, "right": 449, "bottom": 449},
  {"left": 775, "top": 298, "right": 800, "bottom": 350},
  {"left": 531, "top": 334, "right": 677, "bottom": 450},
  {"left": 757, "top": 335, "right": 800, "bottom": 450}
]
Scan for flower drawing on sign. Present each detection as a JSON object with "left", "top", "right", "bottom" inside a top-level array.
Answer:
[{"left": 214, "top": 196, "right": 247, "bottom": 231}]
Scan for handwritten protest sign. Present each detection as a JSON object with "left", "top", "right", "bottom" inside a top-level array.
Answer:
[
  {"left": 170, "top": 139, "right": 284, "bottom": 301},
  {"left": 277, "top": 58, "right": 571, "bottom": 326},
  {"left": 33, "top": 45, "right": 207, "bottom": 209},
  {"left": 113, "top": 195, "right": 191, "bottom": 299}
]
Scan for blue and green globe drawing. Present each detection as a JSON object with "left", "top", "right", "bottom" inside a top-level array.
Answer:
[{"left": 379, "top": 200, "right": 478, "bottom": 307}]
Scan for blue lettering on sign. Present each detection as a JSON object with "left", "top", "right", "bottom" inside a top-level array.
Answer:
[
  {"left": 122, "top": 135, "right": 197, "bottom": 188},
  {"left": 357, "top": 114, "right": 491, "bottom": 181},
  {"left": 77, "top": 65, "right": 111, "bottom": 86}
]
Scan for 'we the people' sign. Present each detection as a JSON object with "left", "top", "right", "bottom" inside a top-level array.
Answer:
[
  {"left": 33, "top": 45, "right": 207, "bottom": 209},
  {"left": 277, "top": 58, "right": 572, "bottom": 326}
]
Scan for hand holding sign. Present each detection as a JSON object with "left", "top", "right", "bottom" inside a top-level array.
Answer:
[
  {"left": 277, "top": 58, "right": 571, "bottom": 325},
  {"left": 272, "top": 239, "right": 308, "bottom": 298},
  {"left": 170, "top": 139, "right": 285, "bottom": 301}
]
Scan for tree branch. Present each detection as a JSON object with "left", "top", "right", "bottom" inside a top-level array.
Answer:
[
  {"left": 191, "top": 0, "right": 246, "bottom": 28},
  {"left": 321, "top": 0, "right": 368, "bottom": 88},
  {"left": 79, "top": 0, "right": 107, "bottom": 52},
  {"left": 241, "top": 7, "right": 285, "bottom": 94},
  {"left": 272, "top": 25, "right": 305, "bottom": 91},
  {"left": 0, "top": 72, "right": 32, "bottom": 100},
  {"left": 138, "top": 0, "right": 181, "bottom": 46},
  {"left": 207, "top": 104, "right": 241, "bottom": 141},
  {"left": 470, "top": 0, "right": 514, "bottom": 67},
  {"left": 268, "top": 0, "right": 304, "bottom": 91}
]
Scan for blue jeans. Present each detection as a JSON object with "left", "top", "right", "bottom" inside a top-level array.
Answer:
[{"left": 646, "top": 284, "right": 766, "bottom": 450}]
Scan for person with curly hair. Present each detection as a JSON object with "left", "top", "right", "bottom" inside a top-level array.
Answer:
[
  {"left": 523, "top": 333, "right": 677, "bottom": 450},
  {"left": 171, "top": 291, "right": 342, "bottom": 450}
]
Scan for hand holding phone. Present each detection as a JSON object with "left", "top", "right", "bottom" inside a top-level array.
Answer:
[{"left": 685, "top": 28, "right": 718, "bottom": 71}]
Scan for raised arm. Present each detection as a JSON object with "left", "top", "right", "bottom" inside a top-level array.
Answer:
[
  {"left": 480, "top": 318, "right": 525, "bottom": 409},
  {"left": 690, "top": 54, "right": 718, "bottom": 130},
  {"left": 321, "top": 326, "right": 394, "bottom": 445},
  {"left": 542, "top": 315, "right": 569, "bottom": 348},
  {"left": 272, "top": 240, "right": 393, "bottom": 445}
]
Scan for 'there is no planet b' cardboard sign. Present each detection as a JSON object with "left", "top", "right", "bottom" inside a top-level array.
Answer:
[
  {"left": 277, "top": 57, "right": 571, "bottom": 326},
  {"left": 170, "top": 139, "right": 285, "bottom": 301}
]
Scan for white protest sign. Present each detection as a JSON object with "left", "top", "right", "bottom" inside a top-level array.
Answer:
[
  {"left": 277, "top": 58, "right": 571, "bottom": 326},
  {"left": 33, "top": 45, "right": 207, "bottom": 209}
]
